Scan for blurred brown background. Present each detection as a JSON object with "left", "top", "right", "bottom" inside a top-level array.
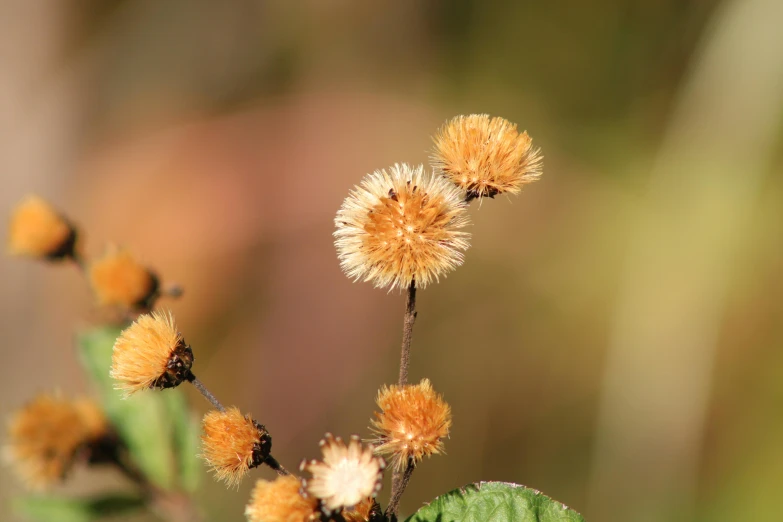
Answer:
[{"left": 2, "top": 1, "right": 783, "bottom": 521}]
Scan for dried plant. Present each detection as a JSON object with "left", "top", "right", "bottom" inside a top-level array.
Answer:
[{"left": 4, "top": 115, "right": 587, "bottom": 522}]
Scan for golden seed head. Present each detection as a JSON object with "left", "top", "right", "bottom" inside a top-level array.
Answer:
[
  {"left": 245, "top": 475, "right": 318, "bottom": 522},
  {"left": 370, "top": 378, "right": 452, "bottom": 470},
  {"left": 432, "top": 114, "right": 543, "bottom": 201},
  {"left": 7, "top": 195, "right": 77, "bottom": 260},
  {"left": 342, "top": 497, "right": 377, "bottom": 522},
  {"left": 89, "top": 247, "right": 158, "bottom": 310},
  {"left": 3, "top": 394, "right": 109, "bottom": 489},
  {"left": 110, "top": 310, "right": 193, "bottom": 395},
  {"left": 301, "top": 434, "right": 384, "bottom": 513},
  {"left": 201, "top": 407, "right": 270, "bottom": 487},
  {"left": 334, "top": 163, "right": 471, "bottom": 291}
]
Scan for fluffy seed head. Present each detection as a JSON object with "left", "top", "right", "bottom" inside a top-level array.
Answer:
[
  {"left": 370, "top": 378, "right": 451, "bottom": 470},
  {"left": 245, "top": 475, "right": 318, "bottom": 522},
  {"left": 432, "top": 114, "right": 543, "bottom": 201},
  {"left": 334, "top": 163, "right": 470, "bottom": 291},
  {"left": 110, "top": 310, "right": 193, "bottom": 395},
  {"left": 4, "top": 394, "right": 109, "bottom": 489},
  {"left": 201, "top": 407, "right": 270, "bottom": 487},
  {"left": 301, "top": 434, "right": 384, "bottom": 513},
  {"left": 89, "top": 248, "right": 159, "bottom": 310},
  {"left": 7, "top": 195, "right": 78, "bottom": 260}
]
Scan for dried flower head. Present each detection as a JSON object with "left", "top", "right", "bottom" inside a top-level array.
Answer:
[
  {"left": 110, "top": 310, "right": 193, "bottom": 395},
  {"left": 245, "top": 475, "right": 318, "bottom": 522},
  {"left": 370, "top": 378, "right": 451, "bottom": 470},
  {"left": 342, "top": 497, "right": 379, "bottom": 522},
  {"left": 335, "top": 163, "right": 470, "bottom": 291},
  {"left": 201, "top": 407, "right": 271, "bottom": 487},
  {"left": 301, "top": 434, "right": 384, "bottom": 513},
  {"left": 7, "top": 195, "right": 78, "bottom": 260},
  {"left": 89, "top": 248, "right": 159, "bottom": 310},
  {"left": 432, "top": 114, "right": 543, "bottom": 201},
  {"left": 4, "top": 394, "right": 109, "bottom": 489}
]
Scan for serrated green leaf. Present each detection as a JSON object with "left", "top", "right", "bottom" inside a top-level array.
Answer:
[
  {"left": 405, "top": 482, "right": 585, "bottom": 522},
  {"left": 14, "top": 494, "right": 144, "bottom": 522},
  {"left": 77, "top": 326, "right": 175, "bottom": 489},
  {"left": 161, "top": 389, "right": 202, "bottom": 493}
]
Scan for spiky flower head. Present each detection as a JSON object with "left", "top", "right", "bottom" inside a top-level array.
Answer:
[
  {"left": 4, "top": 393, "right": 109, "bottom": 489},
  {"left": 431, "top": 114, "right": 543, "bottom": 201},
  {"left": 245, "top": 475, "right": 318, "bottom": 522},
  {"left": 110, "top": 310, "right": 193, "bottom": 395},
  {"left": 201, "top": 407, "right": 271, "bottom": 487},
  {"left": 335, "top": 163, "right": 470, "bottom": 291},
  {"left": 89, "top": 247, "right": 159, "bottom": 310},
  {"left": 370, "top": 378, "right": 451, "bottom": 470},
  {"left": 342, "top": 497, "right": 380, "bottom": 522},
  {"left": 7, "top": 195, "right": 78, "bottom": 260},
  {"left": 301, "top": 434, "right": 384, "bottom": 514}
]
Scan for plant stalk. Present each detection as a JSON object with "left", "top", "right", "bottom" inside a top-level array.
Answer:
[{"left": 397, "top": 280, "right": 417, "bottom": 386}]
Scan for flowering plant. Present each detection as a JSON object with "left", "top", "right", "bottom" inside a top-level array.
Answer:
[{"left": 5, "top": 115, "right": 584, "bottom": 522}]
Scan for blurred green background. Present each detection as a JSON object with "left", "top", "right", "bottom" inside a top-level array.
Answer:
[{"left": 2, "top": 1, "right": 782, "bottom": 521}]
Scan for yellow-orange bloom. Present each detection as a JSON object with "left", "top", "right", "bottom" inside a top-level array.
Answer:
[
  {"left": 301, "top": 434, "right": 384, "bottom": 513},
  {"left": 334, "top": 163, "right": 470, "bottom": 291},
  {"left": 7, "top": 195, "right": 78, "bottom": 260},
  {"left": 110, "top": 311, "right": 193, "bottom": 395},
  {"left": 432, "top": 114, "right": 543, "bottom": 201},
  {"left": 245, "top": 475, "right": 318, "bottom": 522},
  {"left": 370, "top": 378, "right": 451, "bottom": 470},
  {"left": 342, "top": 497, "right": 378, "bottom": 522},
  {"left": 201, "top": 407, "right": 270, "bottom": 487},
  {"left": 4, "top": 394, "right": 109, "bottom": 489},
  {"left": 89, "top": 248, "right": 159, "bottom": 310}
]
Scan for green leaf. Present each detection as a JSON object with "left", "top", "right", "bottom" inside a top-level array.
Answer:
[
  {"left": 161, "top": 389, "right": 202, "bottom": 493},
  {"left": 14, "top": 494, "right": 144, "bottom": 522},
  {"left": 77, "top": 325, "right": 176, "bottom": 490},
  {"left": 405, "top": 482, "right": 585, "bottom": 522}
]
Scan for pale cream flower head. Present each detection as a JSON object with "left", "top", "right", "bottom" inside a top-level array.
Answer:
[
  {"left": 334, "top": 163, "right": 470, "bottom": 292},
  {"left": 301, "top": 434, "right": 384, "bottom": 514}
]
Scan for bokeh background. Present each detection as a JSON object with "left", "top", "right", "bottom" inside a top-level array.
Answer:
[{"left": 2, "top": 1, "right": 783, "bottom": 521}]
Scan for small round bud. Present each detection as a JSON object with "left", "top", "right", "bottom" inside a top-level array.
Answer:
[
  {"left": 432, "top": 114, "right": 543, "bottom": 201},
  {"left": 245, "top": 475, "right": 318, "bottom": 522},
  {"left": 7, "top": 195, "right": 78, "bottom": 260},
  {"left": 201, "top": 407, "right": 271, "bottom": 487},
  {"left": 4, "top": 394, "right": 109, "bottom": 489},
  {"left": 110, "top": 311, "right": 193, "bottom": 395},
  {"left": 370, "top": 378, "right": 452, "bottom": 470},
  {"left": 89, "top": 248, "right": 159, "bottom": 310}
]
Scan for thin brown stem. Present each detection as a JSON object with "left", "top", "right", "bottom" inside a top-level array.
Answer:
[
  {"left": 385, "top": 460, "right": 415, "bottom": 520},
  {"left": 398, "top": 280, "right": 417, "bottom": 386},
  {"left": 264, "top": 455, "right": 291, "bottom": 476},
  {"left": 187, "top": 373, "right": 225, "bottom": 412}
]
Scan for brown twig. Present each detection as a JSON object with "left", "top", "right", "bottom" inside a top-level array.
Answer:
[
  {"left": 385, "top": 460, "right": 415, "bottom": 520},
  {"left": 398, "top": 280, "right": 417, "bottom": 386},
  {"left": 187, "top": 373, "right": 225, "bottom": 412}
]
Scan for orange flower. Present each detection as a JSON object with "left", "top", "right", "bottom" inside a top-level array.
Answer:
[
  {"left": 7, "top": 195, "right": 78, "bottom": 260},
  {"left": 342, "top": 497, "right": 378, "bottom": 522},
  {"left": 245, "top": 475, "right": 318, "bottom": 522},
  {"left": 335, "top": 163, "right": 470, "bottom": 291},
  {"left": 370, "top": 379, "right": 451, "bottom": 470},
  {"left": 89, "top": 248, "right": 159, "bottom": 310},
  {"left": 301, "top": 434, "right": 384, "bottom": 513},
  {"left": 432, "top": 114, "right": 543, "bottom": 201},
  {"left": 110, "top": 311, "right": 193, "bottom": 395},
  {"left": 4, "top": 394, "right": 109, "bottom": 489},
  {"left": 201, "top": 407, "right": 270, "bottom": 487}
]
